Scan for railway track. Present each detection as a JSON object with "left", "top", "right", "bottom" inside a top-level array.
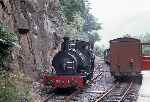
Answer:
[{"left": 95, "top": 80, "right": 134, "bottom": 102}]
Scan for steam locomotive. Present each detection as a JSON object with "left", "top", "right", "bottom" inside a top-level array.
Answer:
[{"left": 44, "top": 37, "right": 95, "bottom": 88}]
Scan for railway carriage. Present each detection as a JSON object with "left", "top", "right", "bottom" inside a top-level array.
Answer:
[{"left": 109, "top": 37, "right": 142, "bottom": 80}]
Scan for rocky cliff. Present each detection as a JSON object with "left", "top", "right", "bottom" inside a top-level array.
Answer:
[{"left": 0, "top": 0, "right": 64, "bottom": 80}]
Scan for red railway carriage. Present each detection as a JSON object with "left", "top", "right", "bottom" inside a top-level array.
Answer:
[
  {"left": 142, "top": 56, "right": 150, "bottom": 70},
  {"left": 142, "top": 43, "right": 150, "bottom": 70},
  {"left": 110, "top": 37, "right": 142, "bottom": 79}
]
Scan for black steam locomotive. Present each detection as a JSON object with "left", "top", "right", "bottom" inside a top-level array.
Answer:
[{"left": 45, "top": 37, "right": 95, "bottom": 88}]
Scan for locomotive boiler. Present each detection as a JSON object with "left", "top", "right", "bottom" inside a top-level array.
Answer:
[{"left": 45, "top": 37, "right": 95, "bottom": 88}]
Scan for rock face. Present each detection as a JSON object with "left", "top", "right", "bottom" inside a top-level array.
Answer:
[{"left": 0, "top": 0, "right": 64, "bottom": 80}]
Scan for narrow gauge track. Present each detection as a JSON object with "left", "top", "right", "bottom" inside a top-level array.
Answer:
[{"left": 95, "top": 80, "right": 133, "bottom": 102}]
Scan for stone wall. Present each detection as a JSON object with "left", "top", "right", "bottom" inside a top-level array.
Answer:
[{"left": 0, "top": 0, "right": 64, "bottom": 80}]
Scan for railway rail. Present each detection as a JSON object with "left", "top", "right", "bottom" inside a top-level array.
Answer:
[{"left": 95, "top": 80, "right": 134, "bottom": 102}]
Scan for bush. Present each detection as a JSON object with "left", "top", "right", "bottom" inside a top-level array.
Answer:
[
  {"left": 0, "top": 71, "right": 32, "bottom": 102},
  {"left": 0, "top": 25, "right": 32, "bottom": 102}
]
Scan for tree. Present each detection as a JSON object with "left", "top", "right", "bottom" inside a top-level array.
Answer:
[
  {"left": 60, "top": 0, "right": 86, "bottom": 23},
  {"left": 83, "top": 14, "right": 101, "bottom": 32},
  {"left": 81, "top": 13, "right": 101, "bottom": 47},
  {"left": 60, "top": 0, "right": 86, "bottom": 39},
  {"left": 60, "top": 0, "right": 101, "bottom": 43}
]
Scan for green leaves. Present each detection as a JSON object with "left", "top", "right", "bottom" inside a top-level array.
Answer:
[
  {"left": 60, "top": 0, "right": 86, "bottom": 23},
  {"left": 82, "top": 13, "right": 101, "bottom": 43},
  {"left": 83, "top": 14, "right": 101, "bottom": 32},
  {"left": 0, "top": 25, "right": 17, "bottom": 43},
  {"left": 60, "top": 0, "right": 86, "bottom": 39},
  {"left": 0, "top": 71, "right": 32, "bottom": 102},
  {"left": 0, "top": 25, "right": 18, "bottom": 69},
  {"left": 0, "top": 71, "right": 18, "bottom": 102},
  {"left": 60, "top": 0, "right": 101, "bottom": 43},
  {"left": 64, "top": 13, "right": 85, "bottom": 38}
]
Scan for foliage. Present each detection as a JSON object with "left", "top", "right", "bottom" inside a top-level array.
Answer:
[
  {"left": 0, "top": 25, "right": 17, "bottom": 43},
  {"left": 64, "top": 13, "right": 85, "bottom": 38},
  {"left": 60, "top": 0, "right": 86, "bottom": 23},
  {"left": 0, "top": 25, "right": 17, "bottom": 69},
  {"left": 0, "top": 71, "right": 32, "bottom": 102},
  {"left": 0, "top": 25, "right": 32, "bottom": 102},
  {"left": 0, "top": 71, "right": 18, "bottom": 102},
  {"left": 83, "top": 14, "right": 101, "bottom": 33},
  {"left": 60, "top": 0, "right": 101, "bottom": 43},
  {"left": 81, "top": 13, "right": 101, "bottom": 43},
  {"left": 0, "top": 25, "right": 17, "bottom": 101},
  {"left": 60, "top": 0, "right": 86, "bottom": 39}
]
